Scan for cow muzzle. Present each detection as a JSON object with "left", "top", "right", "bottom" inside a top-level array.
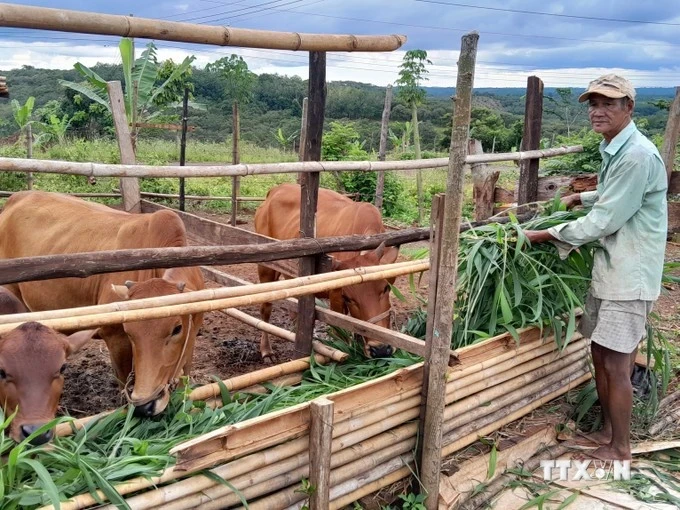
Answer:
[
  {"left": 360, "top": 308, "right": 395, "bottom": 358},
  {"left": 17, "top": 423, "right": 54, "bottom": 445},
  {"left": 131, "top": 388, "right": 170, "bottom": 418}
]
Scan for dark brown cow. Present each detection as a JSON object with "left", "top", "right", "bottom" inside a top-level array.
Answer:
[
  {"left": 0, "top": 191, "right": 205, "bottom": 418},
  {"left": 0, "top": 322, "right": 95, "bottom": 444},
  {"left": 254, "top": 183, "right": 399, "bottom": 360}
]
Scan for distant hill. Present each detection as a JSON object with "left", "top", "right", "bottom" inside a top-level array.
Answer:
[{"left": 424, "top": 86, "right": 677, "bottom": 98}]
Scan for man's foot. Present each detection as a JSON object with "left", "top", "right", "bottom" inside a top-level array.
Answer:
[
  {"left": 563, "top": 430, "right": 611, "bottom": 449},
  {"left": 579, "top": 445, "right": 632, "bottom": 461}
]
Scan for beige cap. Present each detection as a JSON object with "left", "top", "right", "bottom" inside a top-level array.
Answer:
[{"left": 578, "top": 74, "right": 636, "bottom": 103}]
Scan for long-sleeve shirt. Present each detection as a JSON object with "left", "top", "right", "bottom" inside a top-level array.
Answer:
[{"left": 547, "top": 121, "right": 668, "bottom": 301}]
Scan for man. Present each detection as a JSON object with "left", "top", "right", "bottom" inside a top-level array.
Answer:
[{"left": 524, "top": 74, "right": 668, "bottom": 461}]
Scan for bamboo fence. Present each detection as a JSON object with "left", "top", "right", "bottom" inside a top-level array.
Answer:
[
  {"left": 42, "top": 326, "right": 591, "bottom": 510},
  {"left": 0, "top": 146, "right": 582, "bottom": 179}
]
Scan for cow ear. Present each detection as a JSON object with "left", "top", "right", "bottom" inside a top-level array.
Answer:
[
  {"left": 379, "top": 246, "right": 400, "bottom": 265},
  {"left": 176, "top": 282, "right": 186, "bottom": 293},
  {"left": 65, "top": 329, "right": 97, "bottom": 357},
  {"left": 111, "top": 284, "right": 130, "bottom": 300}
]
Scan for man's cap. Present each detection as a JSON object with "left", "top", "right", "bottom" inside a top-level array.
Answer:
[{"left": 578, "top": 74, "right": 636, "bottom": 103}]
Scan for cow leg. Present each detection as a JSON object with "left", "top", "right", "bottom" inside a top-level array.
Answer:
[{"left": 257, "top": 265, "right": 279, "bottom": 363}]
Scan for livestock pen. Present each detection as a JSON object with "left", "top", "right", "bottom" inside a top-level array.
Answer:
[{"left": 0, "top": 4, "right": 621, "bottom": 509}]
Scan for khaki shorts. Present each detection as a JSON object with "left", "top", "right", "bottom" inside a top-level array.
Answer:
[{"left": 578, "top": 292, "right": 653, "bottom": 354}]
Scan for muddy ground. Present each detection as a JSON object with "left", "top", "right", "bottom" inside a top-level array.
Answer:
[{"left": 59, "top": 208, "right": 427, "bottom": 417}]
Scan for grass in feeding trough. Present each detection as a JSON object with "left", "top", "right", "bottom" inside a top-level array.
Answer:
[
  {"left": 404, "top": 197, "right": 600, "bottom": 350},
  {"left": 0, "top": 339, "right": 419, "bottom": 509}
]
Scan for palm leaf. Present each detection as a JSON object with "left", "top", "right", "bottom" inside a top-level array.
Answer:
[
  {"left": 58, "top": 80, "right": 110, "bottom": 111},
  {"left": 119, "top": 38, "right": 135, "bottom": 119},
  {"left": 132, "top": 41, "right": 159, "bottom": 111},
  {"left": 73, "top": 63, "right": 108, "bottom": 91},
  {"left": 148, "top": 55, "right": 195, "bottom": 108}
]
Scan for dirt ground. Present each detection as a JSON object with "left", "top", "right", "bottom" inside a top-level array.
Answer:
[{"left": 59, "top": 208, "right": 427, "bottom": 417}]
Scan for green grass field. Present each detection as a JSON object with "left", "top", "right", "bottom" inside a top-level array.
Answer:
[{"left": 0, "top": 138, "right": 520, "bottom": 225}]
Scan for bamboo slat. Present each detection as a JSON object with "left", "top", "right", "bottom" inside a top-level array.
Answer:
[
  {"left": 0, "top": 146, "right": 582, "bottom": 179},
  {"left": 0, "top": 3, "right": 406, "bottom": 52},
  {"left": 0, "top": 261, "right": 428, "bottom": 334}
]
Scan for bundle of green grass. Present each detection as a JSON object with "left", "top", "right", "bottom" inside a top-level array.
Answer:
[{"left": 405, "top": 197, "right": 599, "bottom": 350}]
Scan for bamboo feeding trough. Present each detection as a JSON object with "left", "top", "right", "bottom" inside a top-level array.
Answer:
[{"left": 44, "top": 326, "right": 591, "bottom": 510}]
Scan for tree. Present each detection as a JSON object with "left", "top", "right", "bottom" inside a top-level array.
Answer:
[
  {"left": 396, "top": 49, "right": 432, "bottom": 224},
  {"left": 545, "top": 88, "right": 583, "bottom": 136},
  {"left": 59, "top": 38, "right": 196, "bottom": 149},
  {"left": 205, "top": 55, "right": 256, "bottom": 107}
]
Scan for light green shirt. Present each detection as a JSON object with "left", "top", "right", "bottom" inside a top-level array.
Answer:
[{"left": 547, "top": 121, "right": 668, "bottom": 301}]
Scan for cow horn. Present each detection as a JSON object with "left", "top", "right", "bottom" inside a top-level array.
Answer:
[
  {"left": 124, "top": 280, "right": 136, "bottom": 289},
  {"left": 374, "top": 241, "right": 386, "bottom": 260},
  {"left": 111, "top": 284, "right": 130, "bottom": 300},
  {"left": 176, "top": 282, "right": 186, "bottom": 292}
]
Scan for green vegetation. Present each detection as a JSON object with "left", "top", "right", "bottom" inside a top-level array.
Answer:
[{"left": 0, "top": 339, "right": 419, "bottom": 509}]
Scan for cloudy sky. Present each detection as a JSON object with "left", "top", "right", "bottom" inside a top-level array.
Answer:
[{"left": 1, "top": 0, "right": 679, "bottom": 89}]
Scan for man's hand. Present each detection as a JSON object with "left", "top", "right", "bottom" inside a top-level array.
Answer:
[
  {"left": 562, "top": 194, "right": 582, "bottom": 209},
  {"left": 523, "top": 230, "right": 556, "bottom": 244}
]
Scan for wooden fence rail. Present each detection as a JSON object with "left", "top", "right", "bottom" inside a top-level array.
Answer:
[{"left": 0, "top": 146, "right": 582, "bottom": 179}]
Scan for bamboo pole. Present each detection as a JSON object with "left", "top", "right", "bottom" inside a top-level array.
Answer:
[
  {"left": 0, "top": 259, "right": 422, "bottom": 325},
  {"left": 329, "top": 466, "right": 411, "bottom": 510},
  {"left": 441, "top": 372, "right": 591, "bottom": 458},
  {"left": 419, "top": 32, "right": 479, "bottom": 509},
  {"left": 205, "top": 373, "right": 305, "bottom": 406},
  {"left": 0, "top": 261, "right": 428, "bottom": 334},
  {"left": 0, "top": 3, "right": 406, "bottom": 51},
  {"left": 0, "top": 146, "right": 583, "bottom": 179}
]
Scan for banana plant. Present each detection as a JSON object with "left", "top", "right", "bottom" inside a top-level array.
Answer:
[
  {"left": 59, "top": 38, "right": 196, "bottom": 148},
  {"left": 11, "top": 96, "right": 34, "bottom": 133}
]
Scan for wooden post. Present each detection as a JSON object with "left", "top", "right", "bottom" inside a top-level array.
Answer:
[
  {"left": 309, "top": 397, "right": 334, "bottom": 510},
  {"left": 470, "top": 139, "right": 499, "bottom": 220},
  {"left": 517, "top": 76, "right": 544, "bottom": 205},
  {"left": 296, "top": 51, "right": 326, "bottom": 358},
  {"left": 179, "top": 87, "right": 189, "bottom": 212},
  {"left": 661, "top": 87, "right": 680, "bottom": 185},
  {"left": 375, "top": 84, "right": 393, "bottom": 209},
  {"left": 298, "top": 97, "right": 309, "bottom": 164},
  {"left": 25, "top": 123, "right": 33, "bottom": 190},
  {"left": 107, "top": 81, "right": 141, "bottom": 213},
  {"left": 231, "top": 100, "right": 241, "bottom": 226},
  {"left": 0, "top": 75, "right": 8, "bottom": 98},
  {"left": 418, "top": 32, "right": 478, "bottom": 510}
]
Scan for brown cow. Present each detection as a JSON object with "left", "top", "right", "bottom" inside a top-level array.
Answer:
[
  {"left": 254, "top": 183, "right": 399, "bottom": 361},
  {"left": 0, "top": 191, "right": 205, "bottom": 418},
  {"left": 0, "top": 322, "right": 95, "bottom": 444}
]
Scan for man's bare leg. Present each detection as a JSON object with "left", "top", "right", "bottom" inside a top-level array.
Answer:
[
  {"left": 580, "top": 342, "right": 613, "bottom": 445},
  {"left": 591, "top": 345, "right": 634, "bottom": 460}
]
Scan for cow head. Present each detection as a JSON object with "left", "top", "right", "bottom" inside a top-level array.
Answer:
[
  {"left": 330, "top": 242, "right": 400, "bottom": 358},
  {"left": 108, "top": 271, "right": 199, "bottom": 418},
  {"left": 0, "top": 322, "right": 95, "bottom": 444}
]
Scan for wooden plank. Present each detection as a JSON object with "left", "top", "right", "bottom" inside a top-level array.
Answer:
[
  {"left": 142, "top": 200, "right": 300, "bottom": 276},
  {"left": 420, "top": 32, "right": 479, "bottom": 510},
  {"left": 131, "top": 122, "right": 195, "bottom": 131},
  {"left": 517, "top": 76, "right": 544, "bottom": 205},
  {"left": 107, "top": 81, "right": 141, "bottom": 212},
  {"left": 470, "top": 139, "right": 499, "bottom": 220},
  {"left": 231, "top": 100, "right": 241, "bottom": 226},
  {"left": 310, "top": 398, "right": 334, "bottom": 510},
  {"left": 661, "top": 87, "right": 680, "bottom": 185},
  {"left": 375, "top": 84, "right": 393, "bottom": 209},
  {"left": 438, "top": 425, "right": 556, "bottom": 509},
  {"left": 296, "top": 50, "right": 327, "bottom": 358}
]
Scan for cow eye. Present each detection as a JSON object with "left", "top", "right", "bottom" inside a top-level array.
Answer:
[
  {"left": 384, "top": 284, "right": 391, "bottom": 294},
  {"left": 171, "top": 325, "right": 183, "bottom": 336},
  {"left": 0, "top": 369, "right": 6, "bottom": 380}
]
